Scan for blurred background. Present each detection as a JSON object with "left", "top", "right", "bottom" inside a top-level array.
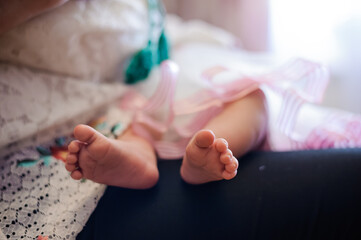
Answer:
[{"left": 164, "top": 0, "right": 361, "bottom": 113}]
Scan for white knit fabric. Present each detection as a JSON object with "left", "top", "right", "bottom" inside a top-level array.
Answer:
[{"left": 0, "top": 0, "right": 148, "bottom": 81}]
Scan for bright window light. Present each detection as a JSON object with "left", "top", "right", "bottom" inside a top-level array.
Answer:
[{"left": 270, "top": 0, "right": 361, "bottom": 63}]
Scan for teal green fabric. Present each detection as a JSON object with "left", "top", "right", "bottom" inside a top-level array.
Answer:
[
  {"left": 157, "top": 30, "right": 170, "bottom": 64},
  {"left": 125, "top": 0, "right": 169, "bottom": 84},
  {"left": 125, "top": 43, "right": 154, "bottom": 84}
]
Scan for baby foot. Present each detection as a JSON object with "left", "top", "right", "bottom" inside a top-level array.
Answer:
[
  {"left": 65, "top": 124, "right": 158, "bottom": 189},
  {"left": 180, "top": 130, "right": 239, "bottom": 184}
]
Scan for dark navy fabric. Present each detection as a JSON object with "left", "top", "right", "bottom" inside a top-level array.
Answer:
[{"left": 77, "top": 149, "right": 361, "bottom": 240}]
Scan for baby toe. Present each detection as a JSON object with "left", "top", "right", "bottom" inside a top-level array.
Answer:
[
  {"left": 194, "top": 130, "right": 215, "bottom": 148},
  {"left": 66, "top": 153, "right": 78, "bottom": 164},
  {"left": 225, "top": 157, "right": 238, "bottom": 172},
  {"left": 220, "top": 149, "right": 233, "bottom": 163},
  {"left": 220, "top": 150, "right": 233, "bottom": 164},
  {"left": 222, "top": 169, "right": 237, "bottom": 180},
  {"left": 215, "top": 138, "right": 228, "bottom": 153},
  {"left": 65, "top": 163, "right": 77, "bottom": 172},
  {"left": 70, "top": 170, "right": 83, "bottom": 180},
  {"left": 68, "top": 140, "right": 81, "bottom": 153}
]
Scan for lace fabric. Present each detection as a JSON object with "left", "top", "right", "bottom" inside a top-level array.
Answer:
[
  {"left": 0, "top": 144, "right": 106, "bottom": 240},
  {"left": 0, "top": 63, "right": 129, "bottom": 157},
  {"left": 0, "top": 62, "right": 131, "bottom": 239}
]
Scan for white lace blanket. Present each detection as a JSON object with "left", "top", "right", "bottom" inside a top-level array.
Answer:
[
  {"left": 0, "top": 64, "right": 128, "bottom": 239},
  {"left": 0, "top": 64, "right": 128, "bottom": 156}
]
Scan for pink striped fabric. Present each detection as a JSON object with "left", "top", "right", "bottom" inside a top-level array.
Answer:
[
  {"left": 303, "top": 114, "right": 361, "bottom": 150},
  {"left": 120, "top": 58, "right": 361, "bottom": 159},
  {"left": 276, "top": 90, "right": 305, "bottom": 136}
]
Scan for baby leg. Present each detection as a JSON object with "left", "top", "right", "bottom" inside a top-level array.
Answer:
[
  {"left": 65, "top": 124, "right": 159, "bottom": 189},
  {"left": 181, "top": 89, "right": 267, "bottom": 184}
]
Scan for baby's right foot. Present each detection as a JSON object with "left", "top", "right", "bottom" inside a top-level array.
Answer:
[
  {"left": 65, "top": 124, "right": 158, "bottom": 189},
  {"left": 180, "top": 130, "right": 238, "bottom": 184}
]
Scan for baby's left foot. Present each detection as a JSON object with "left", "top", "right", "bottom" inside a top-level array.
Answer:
[{"left": 180, "top": 130, "right": 238, "bottom": 184}]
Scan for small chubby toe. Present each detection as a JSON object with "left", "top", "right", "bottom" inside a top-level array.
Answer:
[
  {"left": 215, "top": 138, "right": 228, "bottom": 153},
  {"left": 220, "top": 151, "right": 232, "bottom": 164},
  {"left": 220, "top": 149, "right": 233, "bottom": 164},
  {"left": 66, "top": 153, "right": 78, "bottom": 164},
  {"left": 225, "top": 157, "right": 238, "bottom": 172},
  {"left": 70, "top": 170, "right": 83, "bottom": 180},
  {"left": 222, "top": 169, "right": 237, "bottom": 180},
  {"left": 194, "top": 130, "right": 215, "bottom": 148},
  {"left": 68, "top": 140, "right": 81, "bottom": 153},
  {"left": 65, "top": 163, "right": 77, "bottom": 172},
  {"left": 73, "top": 124, "right": 98, "bottom": 144}
]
